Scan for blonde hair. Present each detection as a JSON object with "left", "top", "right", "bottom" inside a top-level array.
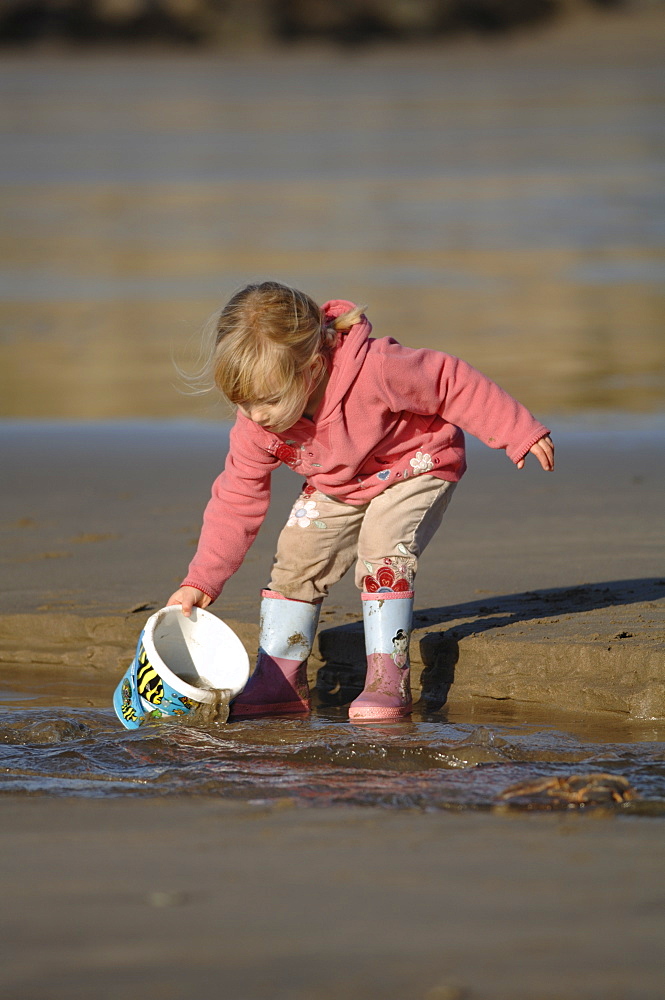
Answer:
[{"left": 201, "top": 281, "right": 365, "bottom": 433}]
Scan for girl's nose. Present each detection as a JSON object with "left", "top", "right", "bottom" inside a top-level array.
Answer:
[{"left": 249, "top": 407, "right": 271, "bottom": 425}]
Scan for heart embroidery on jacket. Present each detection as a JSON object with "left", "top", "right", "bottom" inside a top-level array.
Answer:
[{"left": 377, "top": 470, "right": 390, "bottom": 480}]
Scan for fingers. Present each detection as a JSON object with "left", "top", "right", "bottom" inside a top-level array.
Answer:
[
  {"left": 530, "top": 436, "right": 555, "bottom": 471},
  {"left": 166, "top": 587, "right": 204, "bottom": 617},
  {"left": 517, "top": 435, "right": 555, "bottom": 471},
  {"left": 536, "top": 435, "right": 555, "bottom": 470},
  {"left": 531, "top": 445, "right": 550, "bottom": 471}
]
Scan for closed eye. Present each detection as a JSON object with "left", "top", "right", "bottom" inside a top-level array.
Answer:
[{"left": 238, "top": 394, "right": 280, "bottom": 407}]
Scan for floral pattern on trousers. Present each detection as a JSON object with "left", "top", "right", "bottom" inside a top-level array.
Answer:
[
  {"left": 362, "top": 560, "right": 412, "bottom": 593},
  {"left": 268, "top": 475, "right": 456, "bottom": 603}
]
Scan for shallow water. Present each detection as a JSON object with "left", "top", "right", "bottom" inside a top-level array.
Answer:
[
  {"left": 2, "top": 695, "right": 664, "bottom": 813},
  {"left": 1, "top": 16, "right": 664, "bottom": 418}
]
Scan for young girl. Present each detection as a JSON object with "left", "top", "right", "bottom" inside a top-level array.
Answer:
[{"left": 167, "top": 281, "right": 554, "bottom": 721}]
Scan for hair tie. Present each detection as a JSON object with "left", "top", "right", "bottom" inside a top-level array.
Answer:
[{"left": 321, "top": 324, "right": 337, "bottom": 348}]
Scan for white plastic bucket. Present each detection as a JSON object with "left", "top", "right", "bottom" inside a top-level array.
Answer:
[{"left": 114, "top": 605, "right": 250, "bottom": 729}]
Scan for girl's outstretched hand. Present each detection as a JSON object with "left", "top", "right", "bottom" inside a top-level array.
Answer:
[
  {"left": 167, "top": 586, "right": 212, "bottom": 617},
  {"left": 517, "top": 435, "right": 554, "bottom": 471}
]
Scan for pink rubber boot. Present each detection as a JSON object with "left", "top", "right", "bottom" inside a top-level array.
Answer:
[
  {"left": 229, "top": 590, "right": 321, "bottom": 719},
  {"left": 349, "top": 591, "right": 414, "bottom": 721}
]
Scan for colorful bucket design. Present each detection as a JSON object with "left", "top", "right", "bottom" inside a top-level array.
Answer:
[
  {"left": 113, "top": 605, "right": 250, "bottom": 730},
  {"left": 113, "top": 635, "right": 195, "bottom": 729}
]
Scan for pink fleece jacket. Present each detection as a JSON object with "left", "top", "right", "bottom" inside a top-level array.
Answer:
[{"left": 182, "top": 300, "right": 549, "bottom": 601}]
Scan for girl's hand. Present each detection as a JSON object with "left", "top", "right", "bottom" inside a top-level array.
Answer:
[
  {"left": 517, "top": 435, "right": 554, "bottom": 471},
  {"left": 167, "top": 586, "right": 212, "bottom": 617}
]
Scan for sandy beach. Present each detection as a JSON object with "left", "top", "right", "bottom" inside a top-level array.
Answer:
[
  {"left": 1, "top": 418, "right": 664, "bottom": 999},
  {"left": 1, "top": 7, "right": 665, "bottom": 997},
  {"left": 1, "top": 797, "right": 664, "bottom": 1000}
]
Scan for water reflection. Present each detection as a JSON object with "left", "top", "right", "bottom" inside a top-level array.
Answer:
[{"left": 1, "top": 20, "right": 664, "bottom": 418}]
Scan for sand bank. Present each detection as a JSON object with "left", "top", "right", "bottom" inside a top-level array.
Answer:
[{"left": 2, "top": 420, "right": 663, "bottom": 718}]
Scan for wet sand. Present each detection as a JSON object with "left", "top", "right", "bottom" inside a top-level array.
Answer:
[
  {"left": 2, "top": 382, "right": 664, "bottom": 994},
  {"left": 1, "top": 797, "right": 664, "bottom": 1000},
  {"left": 1, "top": 12, "right": 664, "bottom": 994}
]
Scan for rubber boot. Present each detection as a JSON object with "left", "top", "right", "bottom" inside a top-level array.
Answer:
[
  {"left": 349, "top": 591, "right": 414, "bottom": 721},
  {"left": 229, "top": 590, "right": 321, "bottom": 719}
]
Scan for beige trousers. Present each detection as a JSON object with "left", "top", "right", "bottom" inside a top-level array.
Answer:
[{"left": 268, "top": 475, "right": 457, "bottom": 603}]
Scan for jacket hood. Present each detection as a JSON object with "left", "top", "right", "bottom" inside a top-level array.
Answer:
[{"left": 316, "top": 299, "right": 372, "bottom": 421}]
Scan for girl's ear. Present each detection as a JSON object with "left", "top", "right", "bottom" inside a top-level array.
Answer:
[{"left": 310, "top": 356, "right": 325, "bottom": 381}]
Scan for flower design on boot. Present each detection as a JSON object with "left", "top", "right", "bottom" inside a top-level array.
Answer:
[
  {"left": 363, "top": 564, "right": 411, "bottom": 593},
  {"left": 287, "top": 499, "right": 320, "bottom": 528},
  {"left": 410, "top": 451, "right": 434, "bottom": 474}
]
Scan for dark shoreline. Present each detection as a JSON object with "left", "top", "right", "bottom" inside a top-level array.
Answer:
[{"left": 0, "top": 0, "right": 634, "bottom": 48}]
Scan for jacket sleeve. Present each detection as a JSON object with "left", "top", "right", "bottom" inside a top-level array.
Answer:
[
  {"left": 378, "top": 341, "right": 550, "bottom": 464},
  {"left": 181, "top": 416, "right": 280, "bottom": 602}
]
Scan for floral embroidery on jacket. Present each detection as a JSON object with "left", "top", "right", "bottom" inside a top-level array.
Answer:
[
  {"left": 410, "top": 451, "right": 434, "bottom": 475},
  {"left": 274, "top": 442, "right": 301, "bottom": 469}
]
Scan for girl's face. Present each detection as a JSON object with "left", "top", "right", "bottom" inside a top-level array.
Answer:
[
  {"left": 238, "top": 397, "right": 294, "bottom": 430},
  {"left": 238, "top": 359, "right": 326, "bottom": 432}
]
